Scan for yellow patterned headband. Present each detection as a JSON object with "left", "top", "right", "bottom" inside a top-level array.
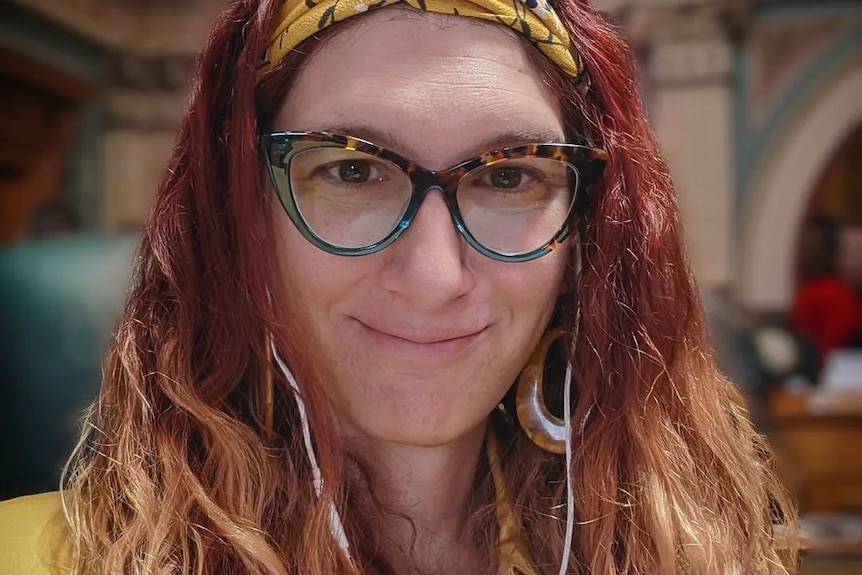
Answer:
[{"left": 260, "top": 0, "right": 585, "bottom": 80}]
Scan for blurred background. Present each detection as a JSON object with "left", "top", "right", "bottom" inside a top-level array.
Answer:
[{"left": 0, "top": 0, "right": 860, "bottom": 572}]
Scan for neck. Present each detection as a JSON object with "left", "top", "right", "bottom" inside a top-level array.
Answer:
[{"left": 344, "top": 423, "right": 488, "bottom": 575}]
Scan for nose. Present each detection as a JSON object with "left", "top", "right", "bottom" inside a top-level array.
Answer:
[{"left": 379, "top": 189, "right": 475, "bottom": 311}]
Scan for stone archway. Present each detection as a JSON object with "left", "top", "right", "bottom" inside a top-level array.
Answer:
[{"left": 738, "top": 63, "right": 862, "bottom": 310}]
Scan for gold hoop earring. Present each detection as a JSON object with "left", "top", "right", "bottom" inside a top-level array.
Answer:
[
  {"left": 516, "top": 329, "right": 568, "bottom": 454},
  {"left": 262, "top": 332, "right": 274, "bottom": 433}
]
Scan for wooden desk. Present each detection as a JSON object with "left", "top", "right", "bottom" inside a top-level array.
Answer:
[
  {"left": 768, "top": 390, "right": 862, "bottom": 556},
  {"left": 769, "top": 390, "right": 862, "bottom": 513}
]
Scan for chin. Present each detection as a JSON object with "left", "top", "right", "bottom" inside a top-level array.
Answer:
[
  {"left": 344, "top": 408, "right": 487, "bottom": 449},
  {"left": 323, "top": 364, "right": 511, "bottom": 449}
]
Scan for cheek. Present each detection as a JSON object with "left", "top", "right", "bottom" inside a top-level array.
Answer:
[
  {"left": 493, "top": 244, "right": 570, "bottom": 315},
  {"left": 272, "top": 208, "right": 358, "bottom": 320}
]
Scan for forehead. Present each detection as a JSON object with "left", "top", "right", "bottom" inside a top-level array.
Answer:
[{"left": 274, "top": 9, "right": 566, "bottom": 168}]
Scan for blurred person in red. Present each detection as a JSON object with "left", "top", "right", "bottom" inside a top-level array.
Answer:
[{"left": 792, "top": 218, "right": 862, "bottom": 364}]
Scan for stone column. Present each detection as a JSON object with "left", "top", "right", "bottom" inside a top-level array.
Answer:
[
  {"left": 97, "top": 0, "right": 223, "bottom": 230},
  {"left": 101, "top": 53, "right": 192, "bottom": 230},
  {"left": 622, "top": 1, "right": 747, "bottom": 291}
]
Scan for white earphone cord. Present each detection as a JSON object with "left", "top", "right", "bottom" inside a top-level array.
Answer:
[
  {"left": 269, "top": 340, "right": 352, "bottom": 556},
  {"left": 558, "top": 362, "right": 575, "bottom": 575}
]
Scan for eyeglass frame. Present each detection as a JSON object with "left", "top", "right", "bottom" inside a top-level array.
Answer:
[{"left": 261, "top": 131, "right": 608, "bottom": 263}]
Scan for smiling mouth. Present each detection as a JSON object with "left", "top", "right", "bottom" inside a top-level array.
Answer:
[{"left": 355, "top": 319, "right": 487, "bottom": 347}]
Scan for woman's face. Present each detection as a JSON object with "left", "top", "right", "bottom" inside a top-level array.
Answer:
[{"left": 272, "top": 10, "right": 570, "bottom": 447}]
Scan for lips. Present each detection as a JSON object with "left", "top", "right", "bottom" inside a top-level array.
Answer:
[{"left": 354, "top": 318, "right": 486, "bottom": 345}]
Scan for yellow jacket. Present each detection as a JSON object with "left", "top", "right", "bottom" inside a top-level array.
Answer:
[{"left": 0, "top": 492, "right": 69, "bottom": 575}]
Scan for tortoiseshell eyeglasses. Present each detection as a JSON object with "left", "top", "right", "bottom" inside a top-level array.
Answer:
[{"left": 261, "top": 131, "right": 607, "bottom": 263}]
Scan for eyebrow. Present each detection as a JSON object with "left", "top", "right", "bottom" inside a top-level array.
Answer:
[{"left": 315, "top": 123, "right": 566, "bottom": 158}]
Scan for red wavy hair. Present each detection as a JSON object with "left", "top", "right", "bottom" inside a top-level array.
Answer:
[{"left": 62, "top": 0, "right": 798, "bottom": 574}]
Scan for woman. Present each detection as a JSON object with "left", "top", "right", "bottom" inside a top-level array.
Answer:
[{"left": 0, "top": 0, "right": 797, "bottom": 573}]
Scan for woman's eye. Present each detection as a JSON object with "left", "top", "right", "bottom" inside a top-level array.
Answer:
[
  {"left": 488, "top": 167, "right": 527, "bottom": 189},
  {"left": 479, "top": 165, "right": 542, "bottom": 192},
  {"left": 325, "top": 160, "right": 381, "bottom": 185}
]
